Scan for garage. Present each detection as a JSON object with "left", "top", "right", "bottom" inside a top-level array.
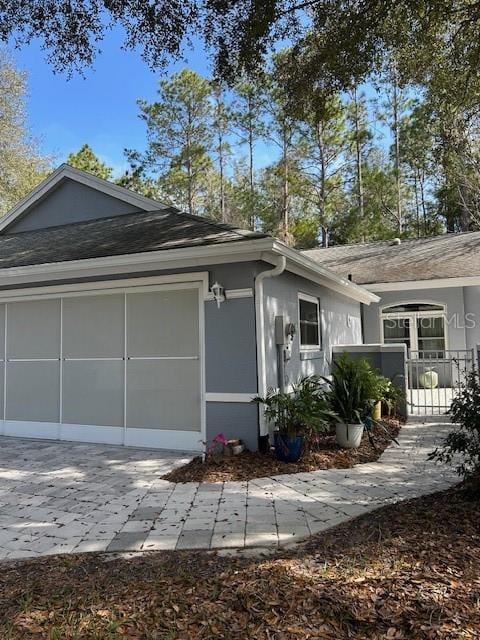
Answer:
[{"left": 0, "top": 281, "right": 204, "bottom": 451}]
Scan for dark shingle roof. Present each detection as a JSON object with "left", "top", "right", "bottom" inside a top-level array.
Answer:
[
  {"left": 0, "top": 208, "right": 268, "bottom": 269},
  {"left": 303, "top": 232, "right": 480, "bottom": 285}
]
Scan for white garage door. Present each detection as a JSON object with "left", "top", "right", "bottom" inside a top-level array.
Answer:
[{"left": 0, "top": 283, "right": 203, "bottom": 451}]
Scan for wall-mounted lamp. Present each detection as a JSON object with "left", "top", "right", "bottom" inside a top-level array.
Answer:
[{"left": 211, "top": 281, "right": 225, "bottom": 308}]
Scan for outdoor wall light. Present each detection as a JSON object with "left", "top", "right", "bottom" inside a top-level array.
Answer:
[{"left": 211, "top": 281, "right": 225, "bottom": 308}]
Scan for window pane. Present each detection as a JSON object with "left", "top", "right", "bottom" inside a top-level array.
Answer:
[
  {"left": 418, "top": 338, "right": 446, "bottom": 354},
  {"left": 382, "top": 303, "right": 443, "bottom": 313},
  {"left": 417, "top": 316, "right": 444, "bottom": 338},
  {"left": 299, "top": 299, "right": 319, "bottom": 347},
  {"left": 383, "top": 317, "right": 410, "bottom": 340}
]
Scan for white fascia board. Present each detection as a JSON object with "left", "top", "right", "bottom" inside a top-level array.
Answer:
[
  {"left": 0, "top": 235, "right": 379, "bottom": 304},
  {"left": 269, "top": 241, "right": 380, "bottom": 305},
  {"left": 0, "top": 238, "right": 275, "bottom": 287},
  {"left": 366, "top": 275, "right": 480, "bottom": 292},
  {"left": 0, "top": 164, "right": 167, "bottom": 233}
]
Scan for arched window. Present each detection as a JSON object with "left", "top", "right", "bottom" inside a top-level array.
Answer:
[{"left": 381, "top": 302, "right": 446, "bottom": 357}]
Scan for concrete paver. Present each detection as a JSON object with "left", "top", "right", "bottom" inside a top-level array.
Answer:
[{"left": 0, "top": 423, "right": 458, "bottom": 559}]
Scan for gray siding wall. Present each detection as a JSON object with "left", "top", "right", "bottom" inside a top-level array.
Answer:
[
  {"left": 6, "top": 179, "right": 142, "bottom": 233},
  {"left": 262, "top": 270, "right": 363, "bottom": 390},
  {"left": 363, "top": 287, "right": 467, "bottom": 352},
  {"left": 463, "top": 286, "right": 480, "bottom": 351}
]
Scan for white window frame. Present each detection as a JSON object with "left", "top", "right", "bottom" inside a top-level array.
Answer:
[
  {"left": 298, "top": 292, "right": 321, "bottom": 351},
  {"left": 380, "top": 301, "right": 448, "bottom": 356}
]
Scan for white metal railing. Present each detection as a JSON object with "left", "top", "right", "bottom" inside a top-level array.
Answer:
[{"left": 406, "top": 349, "right": 474, "bottom": 416}]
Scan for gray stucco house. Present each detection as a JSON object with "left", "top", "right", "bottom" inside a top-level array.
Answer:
[
  {"left": 0, "top": 165, "right": 378, "bottom": 452},
  {"left": 306, "top": 235, "right": 480, "bottom": 415}
]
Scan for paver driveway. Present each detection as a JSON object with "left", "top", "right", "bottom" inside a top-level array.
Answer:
[{"left": 0, "top": 423, "right": 458, "bottom": 560}]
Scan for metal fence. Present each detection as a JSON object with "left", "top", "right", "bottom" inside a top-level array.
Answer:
[{"left": 406, "top": 349, "right": 474, "bottom": 417}]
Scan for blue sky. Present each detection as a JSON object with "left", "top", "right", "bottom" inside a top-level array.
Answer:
[
  {"left": 12, "top": 28, "right": 214, "bottom": 176},
  {"left": 11, "top": 27, "right": 393, "bottom": 179}
]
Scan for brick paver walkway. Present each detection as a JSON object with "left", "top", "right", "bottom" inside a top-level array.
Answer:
[{"left": 0, "top": 423, "right": 458, "bottom": 560}]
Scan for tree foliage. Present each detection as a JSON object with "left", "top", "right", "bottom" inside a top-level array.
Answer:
[
  {"left": 67, "top": 144, "right": 112, "bottom": 180},
  {"left": 0, "top": 52, "right": 49, "bottom": 215}
]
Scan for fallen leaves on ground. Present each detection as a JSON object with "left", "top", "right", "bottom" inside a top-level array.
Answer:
[
  {"left": 163, "top": 419, "right": 401, "bottom": 483},
  {"left": 0, "top": 478, "right": 479, "bottom": 639}
]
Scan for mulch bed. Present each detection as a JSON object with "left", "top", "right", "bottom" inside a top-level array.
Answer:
[
  {"left": 0, "top": 479, "right": 479, "bottom": 639},
  {"left": 163, "top": 418, "right": 402, "bottom": 483}
]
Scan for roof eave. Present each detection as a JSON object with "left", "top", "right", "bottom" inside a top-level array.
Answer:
[
  {"left": 271, "top": 241, "right": 380, "bottom": 305},
  {"left": 366, "top": 275, "right": 480, "bottom": 291},
  {"left": 0, "top": 237, "right": 379, "bottom": 304}
]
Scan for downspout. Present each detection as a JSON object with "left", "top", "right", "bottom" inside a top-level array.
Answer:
[{"left": 255, "top": 255, "right": 287, "bottom": 446}]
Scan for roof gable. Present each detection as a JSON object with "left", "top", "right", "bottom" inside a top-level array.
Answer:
[{"left": 0, "top": 164, "right": 165, "bottom": 234}]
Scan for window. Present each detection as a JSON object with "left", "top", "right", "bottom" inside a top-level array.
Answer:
[
  {"left": 381, "top": 302, "right": 446, "bottom": 357},
  {"left": 299, "top": 294, "right": 320, "bottom": 349}
]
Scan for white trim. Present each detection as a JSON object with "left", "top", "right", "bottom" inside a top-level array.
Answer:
[
  {"left": 379, "top": 301, "right": 448, "bottom": 355},
  {"left": 0, "top": 164, "right": 166, "bottom": 233},
  {"left": 366, "top": 275, "right": 480, "bottom": 292},
  {"left": 0, "top": 238, "right": 377, "bottom": 305},
  {"left": 124, "top": 427, "right": 203, "bottom": 451},
  {"left": 205, "top": 392, "right": 256, "bottom": 403},
  {"left": 379, "top": 299, "right": 446, "bottom": 314},
  {"left": 298, "top": 292, "right": 321, "bottom": 351},
  {"left": 198, "top": 281, "right": 207, "bottom": 451},
  {"left": 255, "top": 256, "right": 287, "bottom": 437},
  {"left": 0, "top": 420, "right": 203, "bottom": 451},
  {"left": 0, "top": 240, "right": 273, "bottom": 286},
  {"left": 0, "top": 272, "right": 210, "bottom": 302}
]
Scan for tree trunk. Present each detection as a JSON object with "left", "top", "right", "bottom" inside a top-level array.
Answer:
[
  {"left": 316, "top": 120, "right": 327, "bottom": 240},
  {"left": 392, "top": 62, "right": 403, "bottom": 234},
  {"left": 281, "top": 123, "right": 289, "bottom": 240},
  {"left": 218, "top": 128, "right": 226, "bottom": 222},
  {"left": 248, "top": 95, "right": 255, "bottom": 230},
  {"left": 413, "top": 171, "right": 420, "bottom": 237},
  {"left": 353, "top": 86, "right": 365, "bottom": 240}
]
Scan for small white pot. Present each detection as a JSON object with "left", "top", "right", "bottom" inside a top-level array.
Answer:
[{"left": 335, "top": 423, "right": 364, "bottom": 449}]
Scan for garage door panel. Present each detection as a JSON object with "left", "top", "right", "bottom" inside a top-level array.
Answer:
[
  {"left": 8, "top": 300, "right": 60, "bottom": 359},
  {"left": 62, "top": 361, "right": 124, "bottom": 427},
  {"left": 6, "top": 361, "right": 60, "bottom": 422},
  {"left": 126, "top": 360, "right": 200, "bottom": 431},
  {"left": 127, "top": 290, "right": 199, "bottom": 357},
  {"left": 0, "top": 305, "right": 5, "bottom": 360},
  {"left": 63, "top": 294, "right": 124, "bottom": 358}
]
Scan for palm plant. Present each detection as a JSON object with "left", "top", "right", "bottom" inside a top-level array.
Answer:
[{"left": 324, "top": 354, "right": 379, "bottom": 424}]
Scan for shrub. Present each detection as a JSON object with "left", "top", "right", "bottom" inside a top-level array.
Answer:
[
  {"left": 254, "top": 375, "right": 334, "bottom": 437},
  {"left": 430, "top": 368, "right": 480, "bottom": 481}
]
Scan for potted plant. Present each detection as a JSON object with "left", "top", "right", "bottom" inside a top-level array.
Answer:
[
  {"left": 254, "top": 376, "right": 332, "bottom": 462},
  {"left": 323, "top": 355, "right": 378, "bottom": 449}
]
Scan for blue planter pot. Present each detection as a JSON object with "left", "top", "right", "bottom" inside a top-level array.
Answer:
[{"left": 274, "top": 432, "right": 305, "bottom": 463}]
